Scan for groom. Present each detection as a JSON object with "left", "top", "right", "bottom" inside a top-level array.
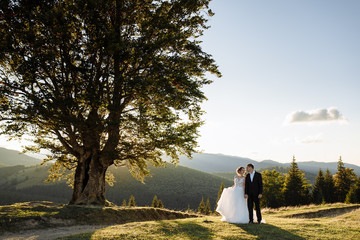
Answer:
[{"left": 244, "top": 163, "right": 263, "bottom": 224}]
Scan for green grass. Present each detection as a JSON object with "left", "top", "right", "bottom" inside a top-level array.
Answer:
[
  {"left": 1, "top": 202, "right": 360, "bottom": 239},
  {"left": 58, "top": 203, "right": 360, "bottom": 240},
  {"left": 0, "top": 201, "right": 198, "bottom": 233}
]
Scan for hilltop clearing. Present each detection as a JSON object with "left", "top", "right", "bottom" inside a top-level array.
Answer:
[{"left": 1, "top": 202, "right": 359, "bottom": 240}]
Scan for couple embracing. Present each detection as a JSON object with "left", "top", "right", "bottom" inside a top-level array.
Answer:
[{"left": 216, "top": 164, "right": 264, "bottom": 224}]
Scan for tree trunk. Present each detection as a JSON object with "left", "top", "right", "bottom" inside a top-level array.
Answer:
[{"left": 69, "top": 153, "right": 108, "bottom": 205}]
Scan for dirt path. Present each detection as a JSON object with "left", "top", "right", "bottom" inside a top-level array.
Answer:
[{"left": 0, "top": 225, "right": 110, "bottom": 240}]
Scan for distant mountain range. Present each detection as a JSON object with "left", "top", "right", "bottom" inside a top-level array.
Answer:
[
  {"left": 177, "top": 153, "right": 360, "bottom": 175},
  {"left": 1, "top": 147, "right": 359, "bottom": 175},
  {"left": 1, "top": 147, "right": 359, "bottom": 209},
  {"left": 0, "top": 147, "right": 43, "bottom": 166}
]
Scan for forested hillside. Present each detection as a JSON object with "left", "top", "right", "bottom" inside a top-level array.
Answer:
[
  {"left": 214, "top": 166, "right": 318, "bottom": 184},
  {"left": 0, "top": 163, "right": 231, "bottom": 210}
]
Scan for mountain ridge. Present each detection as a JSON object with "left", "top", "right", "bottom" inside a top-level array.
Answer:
[
  {"left": 1, "top": 147, "right": 359, "bottom": 175},
  {"left": 177, "top": 153, "right": 360, "bottom": 175},
  {"left": 0, "top": 147, "right": 43, "bottom": 166}
]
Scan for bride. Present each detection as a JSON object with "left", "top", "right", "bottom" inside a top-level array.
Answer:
[{"left": 216, "top": 167, "right": 249, "bottom": 224}]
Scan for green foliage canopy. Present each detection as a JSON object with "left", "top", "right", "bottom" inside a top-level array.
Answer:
[{"left": 261, "top": 169, "right": 285, "bottom": 208}]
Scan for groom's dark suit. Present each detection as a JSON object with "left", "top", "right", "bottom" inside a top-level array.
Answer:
[{"left": 245, "top": 171, "right": 263, "bottom": 223}]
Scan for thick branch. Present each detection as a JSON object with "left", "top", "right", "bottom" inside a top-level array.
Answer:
[{"left": 55, "top": 129, "right": 80, "bottom": 158}]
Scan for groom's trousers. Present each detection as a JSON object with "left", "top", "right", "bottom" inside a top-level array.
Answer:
[{"left": 247, "top": 195, "right": 262, "bottom": 222}]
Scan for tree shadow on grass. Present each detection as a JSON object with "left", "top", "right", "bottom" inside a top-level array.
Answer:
[
  {"left": 157, "top": 220, "right": 214, "bottom": 240},
  {"left": 234, "top": 223, "right": 305, "bottom": 240},
  {"left": 60, "top": 221, "right": 213, "bottom": 240}
]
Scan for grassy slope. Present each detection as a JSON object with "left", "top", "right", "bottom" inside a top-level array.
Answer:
[
  {"left": 59, "top": 203, "right": 360, "bottom": 240},
  {"left": 0, "top": 201, "right": 199, "bottom": 233},
  {"left": 107, "top": 164, "right": 232, "bottom": 210},
  {"left": 0, "top": 164, "right": 72, "bottom": 205},
  {"left": 1, "top": 202, "right": 359, "bottom": 239}
]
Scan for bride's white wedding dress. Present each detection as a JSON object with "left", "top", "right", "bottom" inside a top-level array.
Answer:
[{"left": 216, "top": 176, "right": 249, "bottom": 224}]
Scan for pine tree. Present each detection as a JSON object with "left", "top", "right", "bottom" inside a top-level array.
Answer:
[
  {"left": 345, "top": 176, "right": 360, "bottom": 203},
  {"left": 128, "top": 195, "right": 136, "bottom": 207},
  {"left": 152, "top": 195, "right": 159, "bottom": 208},
  {"left": 158, "top": 200, "right": 164, "bottom": 208},
  {"left": 186, "top": 204, "right": 192, "bottom": 213},
  {"left": 334, "top": 156, "right": 357, "bottom": 202},
  {"left": 198, "top": 196, "right": 206, "bottom": 214},
  {"left": 215, "top": 182, "right": 225, "bottom": 211},
  {"left": 334, "top": 156, "right": 346, "bottom": 202},
  {"left": 323, "top": 169, "right": 336, "bottom": 203},
  {"left": 204, "top": 197, "right": 212, "bottom": 215},
  {"left": 283, "top": 156, "right": 311, "bottom": 206},
  {"left": 312, "top": 169, "right": 325, "bottom": 204},
  {"left": 121, "top": 199, "right": 127, "bottom": 207}
]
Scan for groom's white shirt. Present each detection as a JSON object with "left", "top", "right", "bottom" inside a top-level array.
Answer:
[{"left": 250, "top": 171, "right": 255, "bottom": 182}]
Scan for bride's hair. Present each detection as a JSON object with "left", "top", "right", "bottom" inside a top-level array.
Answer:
[{"left": 236, "top": 167, "right": 244, "bottom": 174}]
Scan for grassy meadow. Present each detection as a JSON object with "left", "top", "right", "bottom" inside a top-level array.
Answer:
[
  {"left": 57, "top": 204, "right": 360, "bottom": 240},
  {"left": 1, "top": 201, "right": 359, "bottom": 240},
  {"left": 0, "top": 201, "right": 198, "bottom": 234}
]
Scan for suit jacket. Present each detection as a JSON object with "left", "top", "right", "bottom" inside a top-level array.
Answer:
[{"left": 245, "top": 171, "right": 263, "bottom": 197}]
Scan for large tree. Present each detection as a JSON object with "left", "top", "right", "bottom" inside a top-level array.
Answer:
[{"left": 0, "top": 0, "right": 220, "bottom": 205}]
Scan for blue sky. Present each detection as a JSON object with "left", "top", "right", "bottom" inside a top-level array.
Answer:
[
  {"left": 197, "top": 0, "right": 360, "bottom": 165},
  {"left": 0, "top": 0, "right": 359, "bottom": 165}
]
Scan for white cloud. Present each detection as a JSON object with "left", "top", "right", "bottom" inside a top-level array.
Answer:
[{"left": 285, "top": 107, "right": 348, "bottom": 124}]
